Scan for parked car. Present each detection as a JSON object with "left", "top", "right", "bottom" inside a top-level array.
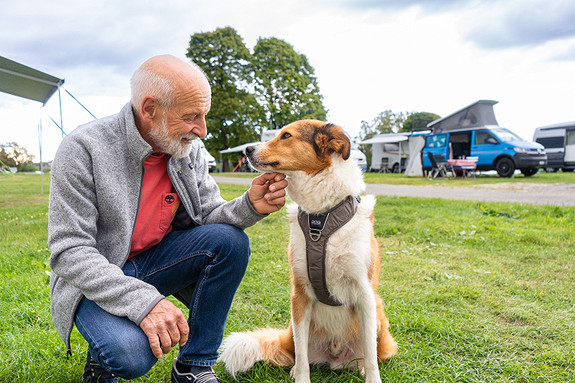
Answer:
[
  {"left": 350, "top": 149, "right": 367, "bottom": 172},
  {"left": 533, "top": 121, "right": 575, "bottom": 172},
  {"left": 199, "top": 141, "right": 217, "bottom": 172},
  {"left": 422, "top": 100, "right": 546, "bottom": 177}
]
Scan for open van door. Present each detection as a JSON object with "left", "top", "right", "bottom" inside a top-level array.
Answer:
[{"left": 423, "top": 133, "right": 449, "bottom": 168}]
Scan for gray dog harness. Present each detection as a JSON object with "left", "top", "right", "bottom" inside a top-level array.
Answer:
[{"left": 297, "top": 195, "right": 360, "bottom": 306}]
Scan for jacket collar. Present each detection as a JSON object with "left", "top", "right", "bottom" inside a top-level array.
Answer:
[{"left": 120, "top": 102, "right": 154, "bottom": 161}]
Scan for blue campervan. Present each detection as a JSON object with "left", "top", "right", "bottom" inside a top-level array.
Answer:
[{"left": 423, "top": 100, "right": 546, "bottom": 177}]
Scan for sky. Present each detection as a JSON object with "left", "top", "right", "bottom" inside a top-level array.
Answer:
[{"left": 1, "top": 0, "right": 575, "bottom": 162}]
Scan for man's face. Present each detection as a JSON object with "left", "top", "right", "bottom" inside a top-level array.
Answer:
[
  {"left": 148, "top": 81, "right": 211, "bottom": 158},
  {"left": 147, "top": 113, "right": 197, "bottom": 158}
]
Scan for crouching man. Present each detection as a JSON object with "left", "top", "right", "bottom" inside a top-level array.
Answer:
[{"left": 48, "top": 55, "right": 287, "bottom": 383}]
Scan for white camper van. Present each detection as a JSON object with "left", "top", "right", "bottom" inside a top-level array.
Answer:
[{"left": 533, "top": 122, "right": 575, "bottom": 172}]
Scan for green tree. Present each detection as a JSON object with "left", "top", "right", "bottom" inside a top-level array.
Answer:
[
  {"left": 187, "top": 27, "right": 264, "bottom": 169},
  {"left": 0, "top": 142, "right": 36, "bottom": 172},
  {"left": 252, "top": 37, "right": 327, "bottom": 129},
  {"left": 359, "top": 110, "right": 407, "bottom": 138},
  {"left": 402, "top": 112, "right": 440, "bottom": 132}
]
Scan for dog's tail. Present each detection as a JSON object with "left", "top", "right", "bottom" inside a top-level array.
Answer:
[{"left": 219, "top": 327, "right": 295, "bottom": 377}]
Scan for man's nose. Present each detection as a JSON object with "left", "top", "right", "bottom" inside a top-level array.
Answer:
[{"left": 193, "top": 117, "right": 207, "bottom": 139}]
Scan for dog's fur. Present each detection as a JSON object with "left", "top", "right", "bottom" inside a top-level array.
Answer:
[{"left": 219, "top": 120, "right": 398, "bottom": 383}]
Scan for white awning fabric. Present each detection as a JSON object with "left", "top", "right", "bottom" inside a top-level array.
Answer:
[
  {"left": 359, "top": 133, "right": 409, "bottom": 145},
  {"left": 219, "top": 142, "right": 261, "bottom": 154},
  {"left": 0, "top": 56, "right": 64, "bottom": 105}
]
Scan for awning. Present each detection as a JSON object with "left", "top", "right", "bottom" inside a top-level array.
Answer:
[
  {"left": 0, "top": 56, "right": 64, "bottom": 105},
  {"left": 219, "top": 142, "right": 261, "bottom": 154},
  {"left": 359, "top": 133, "right": 409, "bottom": 145}
]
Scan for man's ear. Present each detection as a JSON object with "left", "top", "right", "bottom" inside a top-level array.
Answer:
[
  {"left": 314, "top": 123, "right": 351, "bottom": 160},
  {"left": 141, "top": 96, "right": 160, "bottom": 121}
]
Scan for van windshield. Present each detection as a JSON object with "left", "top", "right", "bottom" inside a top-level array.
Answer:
[{"left": 492, "top": 128, "right": 523, "bottom": 142}]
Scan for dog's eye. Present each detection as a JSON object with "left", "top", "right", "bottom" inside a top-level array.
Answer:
[{"left": 281, "top": 132, "right": 292, "bottom": 140}]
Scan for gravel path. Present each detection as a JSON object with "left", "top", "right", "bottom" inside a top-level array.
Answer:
[{"left": 212, "top": 176, "right": 575, "bottom": 207}]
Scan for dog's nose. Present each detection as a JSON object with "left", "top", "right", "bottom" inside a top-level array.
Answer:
[{"left": 245, "top": 146, "right": 255, "bottom": 155}]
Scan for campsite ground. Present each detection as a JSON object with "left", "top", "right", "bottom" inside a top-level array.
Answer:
[
  {"left": 1, "top": 173, "right": 574, "bottom": 382},
  {"left": 213, "top": 171, "right": 575, "bottom": 206}
]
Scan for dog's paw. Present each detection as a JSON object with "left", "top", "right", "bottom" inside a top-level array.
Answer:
[
  {"left": 290, "top": 366, "right": 311, "bottom": 383},
  {"left": 363, "top": 368, "right": 382, "bottom": 383}
]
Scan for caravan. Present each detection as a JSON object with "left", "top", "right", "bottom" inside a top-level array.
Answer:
[
  {"left": 533, "top": 122, "right": 575, "bottom": 172},
  {"left": 360, "top": 132, "right": 429, "bottom": 175},
  {"left": 423, "top": 100, "right": 546, "bottom": 177}
]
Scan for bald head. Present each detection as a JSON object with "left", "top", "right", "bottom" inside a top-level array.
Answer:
[{"left": 130, "top": 55, "right": 210, "bottom": 110}]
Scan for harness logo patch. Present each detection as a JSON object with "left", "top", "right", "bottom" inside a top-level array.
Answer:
[{"left": 164, "top": 194, "right": 175, "bottom": 204}]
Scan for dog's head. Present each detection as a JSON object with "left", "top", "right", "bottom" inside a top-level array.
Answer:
[{"left": 246, "top": 120, "right": 351, "bottom": 175}]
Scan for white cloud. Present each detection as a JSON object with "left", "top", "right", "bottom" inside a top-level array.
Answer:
[{"left": 1, "top": 0, "right": 575, "bottom": 161}]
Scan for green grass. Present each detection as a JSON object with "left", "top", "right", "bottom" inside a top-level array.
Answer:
[
  {"left": 218, "top": 170, "right": 575, "bottom": 187},
  {"left": 1, "top": 173, "right": 574, "bottom": 382}
]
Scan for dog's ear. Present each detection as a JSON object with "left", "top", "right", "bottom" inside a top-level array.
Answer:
[{"left": 314, "top": 123, "right": 351, "bottom": 160}]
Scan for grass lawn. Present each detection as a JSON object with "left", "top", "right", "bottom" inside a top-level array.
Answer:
[
  {"left": 218, "top": 169, "right": 575, "bottom": 187},
  {"left": 1, "top": 173, "right": 574, "bottom": 382}
]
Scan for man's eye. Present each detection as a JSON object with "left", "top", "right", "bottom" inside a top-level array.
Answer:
[{"left": 281, "top": 132, "right": 292, "bottom": 139}]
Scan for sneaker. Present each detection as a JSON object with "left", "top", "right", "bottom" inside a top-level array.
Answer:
[
  {"left": 82, "top": 351, "right": 118, "bottom": 383},
  {"left": 171, "top": 359, "right": 220, "bottom": 383}
]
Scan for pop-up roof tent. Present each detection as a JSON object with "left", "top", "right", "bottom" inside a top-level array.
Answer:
[{"left": 427, "top": 100, "right": 499, "bottom": 133}]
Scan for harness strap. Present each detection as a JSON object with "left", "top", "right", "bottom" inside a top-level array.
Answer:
[{"left": 297, "top": 195, "right": 360, "bottom": 306}]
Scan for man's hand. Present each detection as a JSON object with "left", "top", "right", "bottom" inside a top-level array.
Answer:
[
  {"left": 248, "top": 172, "right": 288, "bottom": 214},
  {"left": 139, "top": 299, "right": 189, "bottom": 359}
]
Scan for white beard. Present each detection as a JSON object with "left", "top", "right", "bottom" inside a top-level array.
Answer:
[{"left": 148, "top": 115, "right": 198, "bottom": 158}]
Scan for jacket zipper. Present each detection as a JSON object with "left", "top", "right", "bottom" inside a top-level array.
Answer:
[{"left": 124, "top": 157, "right": 147, "bottom": 264}]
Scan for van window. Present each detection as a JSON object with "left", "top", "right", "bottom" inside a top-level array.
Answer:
[
  {"left": 568, "top": 131, "right": 575, "bottom": 145},
  {"left": 426, "top": 134, "right": 447, "bottom": 148},
  {"left": 536, "top": 136, "right": 564, "bottom": 148},
  {"left": 475, "top": 131, "right": 498, "bottom": 145}
]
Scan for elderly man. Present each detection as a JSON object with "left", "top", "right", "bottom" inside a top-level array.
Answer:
[{"left": 48, "top": 55, "right": 287, "bottom": 383}]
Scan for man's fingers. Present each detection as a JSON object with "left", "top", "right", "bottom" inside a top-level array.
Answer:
[
  {"left": 166, "top": 324, "right": 180, "bottom": 348},
  {"left": 146, "top": 332, "right": 163, "bottom": 359},
  {"left": 268, "top": 179, "right": 288, "bottom": 193},
  {"left": 139, "top": 299, "right": 189, "bottom": 358},
  {"left": 178, "top": 317, "right": 189, "bottom": 347}
]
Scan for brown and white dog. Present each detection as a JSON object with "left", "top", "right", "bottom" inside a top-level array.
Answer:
[{"left": 219, "top": 120, "right": 398, "bottom": 383}]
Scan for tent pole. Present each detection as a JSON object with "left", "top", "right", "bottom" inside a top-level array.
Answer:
[
  {"left": 58, "top": 86, "right": 64, "bottom": 138},
  {"left": 39, "top": 107, "right": 44, "bottom": 195},
  {"left": 64, "top": 88, "right": 97, "bottom": 119}
]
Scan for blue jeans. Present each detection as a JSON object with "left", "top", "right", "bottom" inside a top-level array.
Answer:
[{"left": 75, "top": 224, "right": 251, "bottom": 380}]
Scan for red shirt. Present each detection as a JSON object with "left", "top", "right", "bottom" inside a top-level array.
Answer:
[{"left": 129, "top": 154, "right": 180, "bottom": 258}]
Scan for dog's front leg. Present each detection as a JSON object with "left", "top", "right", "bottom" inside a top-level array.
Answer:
[
  {"left": 356, "top": 282, "right": 382, "bottom": 383},
  {"left": 290, "top": 288, "right": 313, "bottom": 383}
]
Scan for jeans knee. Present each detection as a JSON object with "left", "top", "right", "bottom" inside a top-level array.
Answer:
[
  {"left": 95, "top": 337, "right": 156, "bottom": 379},
  {"left": 216, "top": 225, "right": 250, "bottom": 266}
]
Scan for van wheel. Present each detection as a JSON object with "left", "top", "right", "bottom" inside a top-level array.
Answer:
[
  {"left": 521, "top": 168, "right": 538, "bottom": 177},
  {"left": 495, "top": 158, "right": 515, "bottom": 177},
  {"left": 392, "top": 163, "right": 399, "bottom": 173}
]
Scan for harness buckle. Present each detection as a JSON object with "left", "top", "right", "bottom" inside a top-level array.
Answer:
[
  {"left": 308, "top": 213, "right": 329, "bottom": 242},
  {"left": 309, "top": 229, "right": 322, "bottom": 241}
]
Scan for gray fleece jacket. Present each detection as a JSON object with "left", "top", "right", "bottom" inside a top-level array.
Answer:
[{"left": 48, "top": 103, "right": 265, "bottom": 352}]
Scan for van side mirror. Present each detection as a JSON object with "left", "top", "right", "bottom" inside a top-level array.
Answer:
[{"left": 486, "top": 137, "right": 499, "bottom": 144}]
